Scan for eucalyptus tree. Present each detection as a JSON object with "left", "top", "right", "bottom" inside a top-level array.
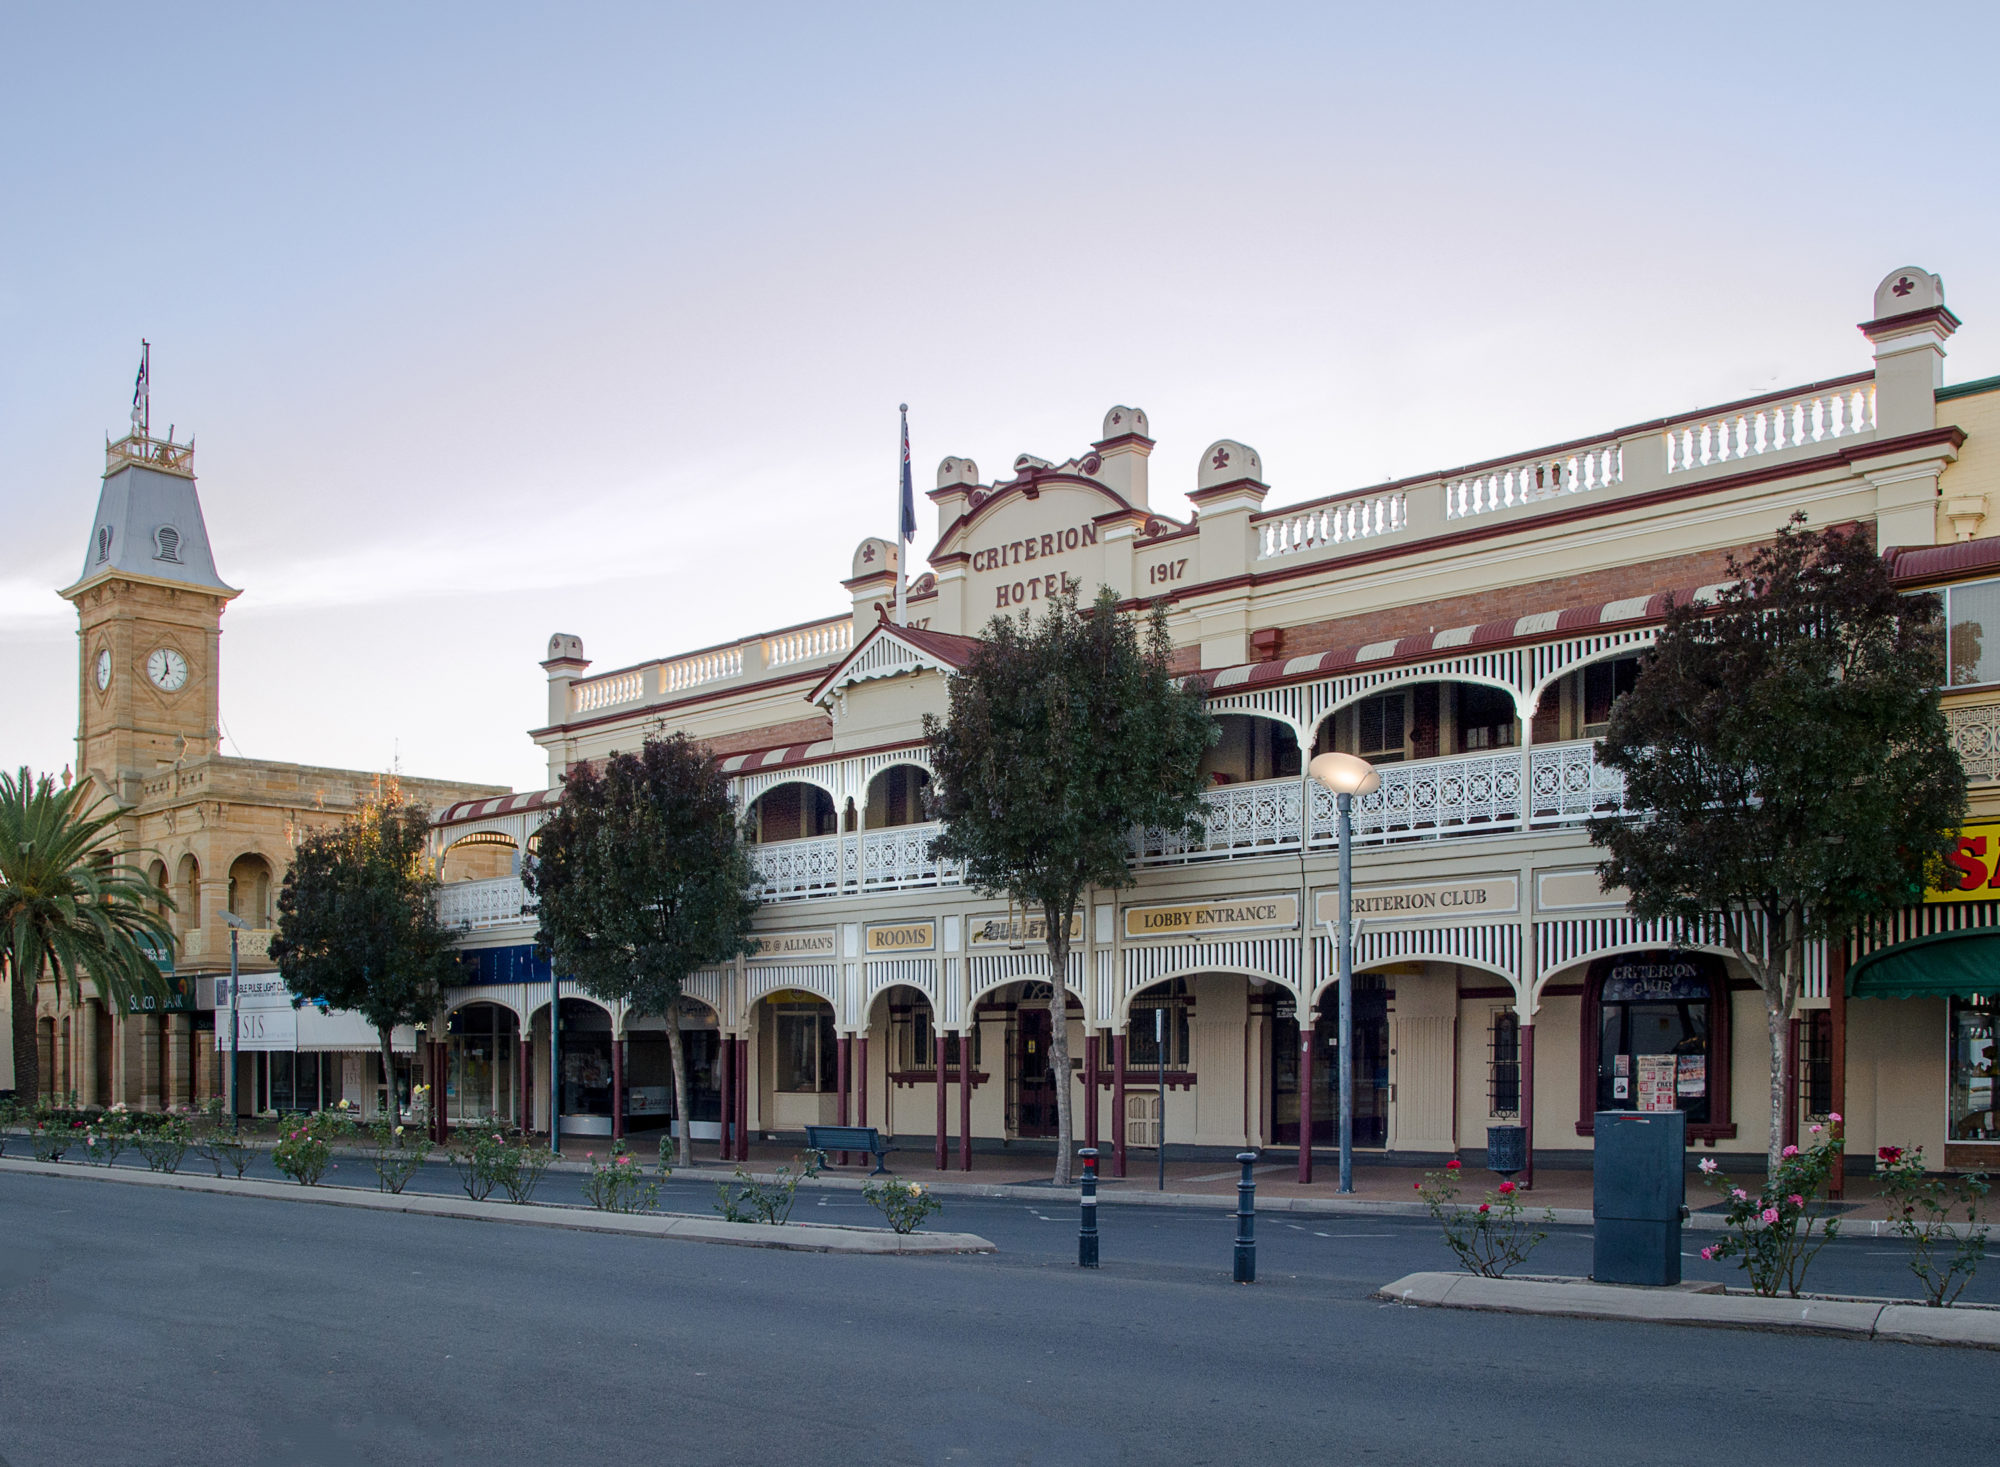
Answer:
[
  {"left": 925, "top": 586, "right": 1214, "bottom": 1185},
  {"left": 0, "top": 767, "right": 175, "bottom": 1104},
  {"left": 1590, "top": 518, "right": 1966, "bottom": 1172},
  {"left": 527, "top": 733, "right": 760, "bottom": 1166}
]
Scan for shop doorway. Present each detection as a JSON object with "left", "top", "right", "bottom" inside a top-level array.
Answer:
[
  {"left": 1013, "top": 1004, "right": 1058, "bottom": 1137},
  {"left": 1270, "top": 975, "right": 1389, "bottom": 1147}
]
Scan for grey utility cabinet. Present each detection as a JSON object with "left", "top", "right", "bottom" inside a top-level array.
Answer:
[{"left": 1591, "top": 1109, "right": 1687, "bottom": 1286}]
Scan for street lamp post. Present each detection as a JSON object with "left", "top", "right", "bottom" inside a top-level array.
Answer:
[
  {"left": 220, "top": 910, "right": 250, "bottom": 1135},
  {"left": 1307, "top": 751, "right": 1380, "bottom": 1196}
]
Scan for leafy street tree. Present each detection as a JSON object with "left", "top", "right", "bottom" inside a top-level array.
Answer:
[
  {"left": 1589, "top": 518, "right": 1966, "bottom": 1172},
  {"left": 527, "top": 733, "right": 760, "bottom": 1167},
  {"left": 270, "top": 785, "right": 458, "bottom": 1120},
  {"left": 1, "top": 768, "right": 175, "bottom": 1104},
  {"left": 925, "top": 586, "right": 1215, "bottom": 1185}
]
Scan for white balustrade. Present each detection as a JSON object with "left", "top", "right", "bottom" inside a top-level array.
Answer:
[
  {"left": 1136, "top": 778, "right": 1303, "bottom": 864},
  {"left": 1444, "top": 445, "right": 1622, "bottom": 521},
  {"left": 1665, "top": 386, "right": 1874, "bottom": 474},
  {"left": 1526, "top": 742, "right": 1629, "bottom": 822},
  {"left": 1258, "top": 490, "right": 1408, "bottom": 560},
  {"left": 1948, "top": 703, "right": 2000, "bottom": 784},
  {"left": 1313, "top": 751, "right": 1528, "bottom": 843},
  {"left": 748, "top": 834, "right": 847, "bottom": 901},
  {"left": 438, "top": 876, "right": 533, "bottom": 930},
  {"left": 571, "top": 670, "right": 644, "bottom": 713},
  {"left": 764, "top": 621, "right": 853, "bottom": 669},
  {"left": 859, "top": 823, "right": 957, "bottom": 890},
  {"left": 662, "top": 646, "right": 744, "bottom": 693}
]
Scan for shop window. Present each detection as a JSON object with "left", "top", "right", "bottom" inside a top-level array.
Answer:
[
  {"left": 1944, "top": 579, "right": 2000, "bottom": 687},
  {"left": 1579, "top": 951, "right": 1732, "bottom": 1139},
  {"left": 1949, "top": 996, "right": 1998, "bottom": 1142},
  {"left": 1489, "top": 1011, "right": 1521, "bottom": 1117},
  {"left": 1454, "top": 684, "right": 1517, "bottom": 752},
  {"left": 894, "top": 1003, "right": 977, "bottom": 1073},
  {"left": 1799, "top": 1010, "right": 1834, "bottom": 1121},
  {"left": 773, "top": 1000, "right": 836, "bottom": 1093},
  {"left": 1128, "top": 979, "right": 1192, "bottom": 1071},
  {"left": 261, "top": 1052, "right": 341, "bottom": 1114},
  {"left": 1581, "top": 658, "right": 1641, "bottom": 736}
]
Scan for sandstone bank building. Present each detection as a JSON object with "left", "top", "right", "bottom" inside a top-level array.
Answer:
[{"left": 433, "top": 267, "right": 2000, "bottom": 1177}]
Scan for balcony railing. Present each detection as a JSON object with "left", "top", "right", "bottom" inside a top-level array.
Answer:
[
  {"left": 1947, "top": 703, "right": 2000, "bottom": 785},
  {"left": 742, "top": 741, "right": 1629, "bottom": 898},
  {"left": 438, "top": 876, "right": 534, "bottom": 930}
]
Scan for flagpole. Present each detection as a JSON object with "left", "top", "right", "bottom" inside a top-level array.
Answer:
[{"left": 895, "top": 403, "right": 910, "bottom": 627}]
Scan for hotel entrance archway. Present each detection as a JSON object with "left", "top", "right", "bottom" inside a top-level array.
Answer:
[{"left": 1269, "top": 974, "right": 1388, "bottom": 1147}]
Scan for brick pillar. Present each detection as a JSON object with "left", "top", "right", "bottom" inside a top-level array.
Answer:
[
  {"left": 78, "top": 1004, "right": 99, "bottom": 1108},
  {"left": 139, "top": 1013, "right": 162, "bottom": 1111},
  {"left": 1411, "top": 685, "right": 1441, "bottom": 759},
  {"left": 166, "top": 1015, "right": 192, "bottom": 1108}
]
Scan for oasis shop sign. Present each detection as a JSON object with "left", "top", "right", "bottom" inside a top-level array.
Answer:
[
  {"left": 748, "top": 930, "right": 838, "bottom": 962},
  {"left": 1316, "top": 876, "right": 1519, "bottom": 924},
  {"left": 866, "top": 921, "right": 937, "bottom": 954},
  {"left": 1123, "top": 895, "right": 1298, "bottom": 940},
  {"left": 1928, "top": 822, "right": 2000, "bottom": 903}
]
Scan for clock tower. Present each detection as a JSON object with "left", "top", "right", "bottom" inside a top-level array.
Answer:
[{"left": 60, "top": 428, "right": 239, "bottom": 805}]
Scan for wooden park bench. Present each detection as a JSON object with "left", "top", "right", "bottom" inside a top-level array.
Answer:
[{"left": 803, "top": 1124, "right": 894, "bottom": 1176}]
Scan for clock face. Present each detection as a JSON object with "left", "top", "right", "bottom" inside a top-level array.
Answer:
[
  {"left": 94, "top": 648, "right": 111, "bottom": 690},
  {"left": 146, "top": 648, "right": 190, "bottom": 692}
]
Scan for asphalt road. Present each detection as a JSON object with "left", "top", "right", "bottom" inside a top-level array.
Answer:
[{"left": 1, "top": 1163, "right": 1996, "bottom": 1467}]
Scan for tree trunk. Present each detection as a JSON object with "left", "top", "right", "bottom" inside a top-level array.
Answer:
[
  {"left": 379, "top": 1027, "right": 399, "bottom": 1129},
  {"left": 665, "top": 1009, "right": 693, "bottom": 1168},
  {"left": 1046, "top": 911, "right": 1074, "bottom": 1186},
  {"left": 1766, "top": 991, "right": 1788, "bottom": 1176},
  {"left": 10, "top": 958, "right": 39, "bottom": 1107}
]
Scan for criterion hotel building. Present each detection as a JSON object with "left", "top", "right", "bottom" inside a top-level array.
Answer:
[{"left": 432, "top": 267, "right": 2000, "bottom": 1178}]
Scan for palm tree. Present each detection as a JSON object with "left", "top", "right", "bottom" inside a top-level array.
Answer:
[{"left": 2, "top": 768, "right": 175, "bottom": 1104}]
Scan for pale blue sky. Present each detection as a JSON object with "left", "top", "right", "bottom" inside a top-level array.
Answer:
[{"left": 5, "top": 2, "right": 1998, "bottom": 793}]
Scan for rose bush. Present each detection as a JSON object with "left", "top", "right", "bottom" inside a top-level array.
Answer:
[
  {"left": 1416, "top": 1159, "right": 1551, "bottom": 1277},
  {"left": 1696, "top": 1116, "right": 1842, "bottom": 1296},
  {"left": 1874, "top": 1144, "right": 1989, "bottom": 1307}
]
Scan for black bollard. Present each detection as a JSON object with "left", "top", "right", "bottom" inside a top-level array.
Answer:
[
  {"left": 1078, "top": 1147, "right": 1100, "bottom": 1268},
  {"left": 1233, "top": 1150, "right": 1258, "bottom": 1283}
]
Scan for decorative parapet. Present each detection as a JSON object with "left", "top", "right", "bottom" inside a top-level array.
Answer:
[
  {"left": 764, "top": 619, "right": 853, "bottom": 669},
  {"left": 1664, "top": 384, "right": 1874, "bottom": 474},
  {"left": 105, "top": 432, "right": 195, "bottom": 477},
  {"left": 564, "top": 615, "right": 851, "bottom": 716},
  {"left": 1947, "top": 701, "right": 2000, "bottom": 784}
]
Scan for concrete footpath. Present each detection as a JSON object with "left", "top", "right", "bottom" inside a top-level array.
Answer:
[
  {"left": 0, "top": 1157, "right": 995, "bottom": 1254},
  {"left": 1378, "top": 1270, "right": 2000, "bottom": 1349}
]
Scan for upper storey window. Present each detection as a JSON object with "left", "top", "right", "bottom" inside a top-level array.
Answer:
[{"left": 1945, "top": 579, "right": 2000, "bottom": 688}]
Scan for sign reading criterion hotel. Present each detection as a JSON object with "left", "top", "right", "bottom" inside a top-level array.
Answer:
[
  {"left": 1315, "top": 876, "right": 1519, "bottom": 924},
  {"left": 866, "top": 921, "right": 937, "bottom": 954},
  {"left": 1123, "top": 895, "right": 1298, "bottom": 939}
]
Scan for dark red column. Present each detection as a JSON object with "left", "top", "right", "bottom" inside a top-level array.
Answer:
[
  {"left": 611, "top": 1036, "right": 626, "bottom": 1142},
  {"left": 1112, "top": 1032, "right": 1128, "bottom": 1179},
  {"left": 1784, "top": 1015, "right": 1801, "bottom": 1154},
  {"left": 958, "top": 1033, "right": 972, "bottom": 1172},
  {"left": 1084, "top": 1033, "right": 1100, "bottom": 1153},
  {"left": 1297, "top": 1015, "right": 1314, "bottom": 1184},
  {"left": 1520, "top": 1021, "right": 1537, "bottom": 1191},
  {"left": 934, "top": 1031, "right": 948, "bottom": 1170},
  {"left": 735, "top": 1036, "right": 750, "bottom": 1161},
  {"left": 835, "top": 1035, "right": 852, "bottom": 1165},
  {"left": 518, "top": 1029, "right": 531, "bottom": 1133},
  {"left": 718, "top": 1033, "right": 734, "bottom": 1163},
  {"left": 433, "top": 1041, "right": 450, "bottom": 1145},
  {"left": 1828, "top": 946, "right": 1848, "bottom": 1199},
  {"left": 856, "top": 1035, "right": 869, "bottom": 1132}
]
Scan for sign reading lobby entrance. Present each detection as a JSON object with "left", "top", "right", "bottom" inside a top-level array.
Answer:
[{"left": 1123, "top": 894, "right": 1298, "bottom": 940}]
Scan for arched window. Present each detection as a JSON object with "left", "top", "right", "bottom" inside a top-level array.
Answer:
[
  {"left": 1489, "top": 1011, "right": 1521, "bottom": 1117},
  {"left": 1578, "top": 951, "right": 1734, "bottom": 1141},
  {"left": 175, "top": 854, "right": 202, "bottom": 933},
  {"left": 227, "top": 854, "right": 274, "bottom": 927}
]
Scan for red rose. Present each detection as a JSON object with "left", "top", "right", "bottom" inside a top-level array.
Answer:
[
  {"left": 1877, "top": 1146, "right": 1904, "bottom": 1165},
  {"left": 1414, "top": 1182, "right": 1422, "bottom": 1191},
  {"left": 1446, "top": 1159, "right": 1462, "bottom": 1170},
  {"left": 1478, "top": 1203, "right": 1490, "bottom": 1214},
  {"left": 1497, "top": 1180, "right": 1516, "bottom": 1194}
]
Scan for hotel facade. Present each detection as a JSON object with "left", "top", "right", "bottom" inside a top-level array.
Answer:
[{"left": 429, "top": 266, "right": 2000, "bottom": 1179}]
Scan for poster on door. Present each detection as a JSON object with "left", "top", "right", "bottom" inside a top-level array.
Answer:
[{"left": 1636, "top": 1054, "right": 1678, "bottom": 1112}]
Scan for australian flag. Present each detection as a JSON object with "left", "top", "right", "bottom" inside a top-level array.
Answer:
[{"left": 899, "top": 404, "right": 917, "bottom": 543}]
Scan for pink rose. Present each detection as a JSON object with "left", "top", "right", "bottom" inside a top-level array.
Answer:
[
  {"left": 1731, "top": 1187, "right": 1747, "bottom": 1201},
  {"left": 1698, "top": 1158, "right": 1718, "bottom": 1174},
  {"left": 1781, "top": 1145, "right": 1799, "bottom": 1158},
  {"left": 1787, "top": 1194, "right": 1804, "bottom": 1209},
  {"left": 1700, "top": 1246, "right": 1716, "bottom": 1261},
  {"left": 1761, "top": 1207, "right": 1780, "bottom": 1225},
  {"left": 1828, "top": 1113, "right": 1841, "bottom": 1125}
]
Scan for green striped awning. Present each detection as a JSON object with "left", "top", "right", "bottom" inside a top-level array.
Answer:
[{"left": 1847, "top": 927, "right": 2000, "bottom": 998}]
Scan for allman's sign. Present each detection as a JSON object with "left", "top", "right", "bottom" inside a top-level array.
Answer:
[
  {"left": 748, "top": 929, "right": 838, "bottom": 962},
  {"left": 866, "top": 921, "right": 937, "bottom": 954},
  {"left": 1123, "top": 894, "right": 1298, "bottom": 940}
]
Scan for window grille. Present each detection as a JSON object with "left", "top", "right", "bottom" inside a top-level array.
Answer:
[
  {"left": 154, "top": 526, "right": 181, "bottom": 563},
  {"left": 1488, "top": 1010, "right": 1521, "bottom": 1117},
  {"left": 1799, "top": 1010, "right": 1833, "bottom": 1122}
]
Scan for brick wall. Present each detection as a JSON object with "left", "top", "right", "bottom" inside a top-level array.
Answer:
[
  {"left": 1261, "top": 541, "right": 1754, "bottom": 664},
  {"left": 701, "top": 716, "right": 833, "bottom": 758}
]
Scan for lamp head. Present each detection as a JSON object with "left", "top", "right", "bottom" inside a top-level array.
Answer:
[
  {"left": 220, "top": 910, "right": 250, "bottom": 931},
  {"left": 1308, "top": 750, "right": 1381, "bottom": 797}
]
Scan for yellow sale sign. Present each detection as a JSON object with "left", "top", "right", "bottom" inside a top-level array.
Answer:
[{"left": 1927, "top": 822, "right": 2000, "bottom": 903}]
